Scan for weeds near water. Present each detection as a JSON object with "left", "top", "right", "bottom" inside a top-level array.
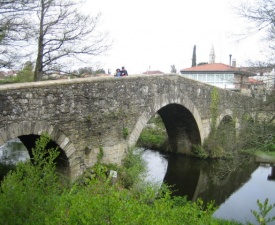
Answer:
[{"left": 250, "top": 198, "right": 275, "bottom": 225}]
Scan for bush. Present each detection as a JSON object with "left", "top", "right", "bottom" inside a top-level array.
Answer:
[
  {"left": 0, "top": 134, "right": 64, "bottom": 224},
  {"left": 0, "top": 162, "right": 16, "bottom": 181},
  {"left": 119, "top": 148, "right": 147, "bottom": 189},
  {"left": 191, "top": 144, "right": 209, "bottom": 158},
  {"left": 137, "top": 127, "right": 167, "bottom": 150},
  {"left": 0, "top": 135, "right": 243, "bottom": 225}
]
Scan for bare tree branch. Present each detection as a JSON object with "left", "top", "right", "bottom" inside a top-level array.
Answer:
[{"left": 0, "top": 0, "right": 111, "bottom": 78}]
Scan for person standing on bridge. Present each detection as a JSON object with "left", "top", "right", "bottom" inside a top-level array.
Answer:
[
  {"left": 114, "top": 68, "right": 121, "bottom": 77},
  {"left": 121, "top": 66, "right": 128, "bottom": 76}
]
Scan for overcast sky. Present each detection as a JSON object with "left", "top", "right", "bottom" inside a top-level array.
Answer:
[{"left": 83, "top": 0, "right": 265, "bottom": 74}]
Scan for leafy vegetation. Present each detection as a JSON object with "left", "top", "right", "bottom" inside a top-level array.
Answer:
[
  {"left": 137, "top": 126, "right": 167, "bottom": 149},
  {"left": 137, "top": 115, "right": 168, "bottom": 150},
  {"left": 123, "top": 127, "right": 129, "bottom": 139},
  {"left": 250, "top": 199, "right": 275, "bottom": 225},
  {"left": 0, "top": 162, "right": 15, "bottom": 181},
  {"left": 0, "top": 134, "right": 244, "bottom": 225},
  {"left": 0, "top": 61, "right": 34, "bottom": 84}
]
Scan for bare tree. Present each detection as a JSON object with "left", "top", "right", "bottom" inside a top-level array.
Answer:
[
  {"left": 0, "top": 0, "right": 110, "bottom": 80},
  {"left": 0, "top": 0, "right": 36, "bottom": 68},
  {"left": 33, "top": 0, "right": 110, "bottom": 81},
  {"left": 236, "top": 1, "right": 275, "bottom": 160},
  {"left": 237, "top": 0, "right": 275, "bottom": 65}
]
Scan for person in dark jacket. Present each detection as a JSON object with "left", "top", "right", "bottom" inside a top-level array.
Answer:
[{"left": 121, "top": 66, "right": 128, "bottom": 76}]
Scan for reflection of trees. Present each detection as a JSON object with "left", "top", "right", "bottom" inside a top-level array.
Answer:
[
  {"left": 194, "top": 156, "right": 258, "bottom": 205},
  {"left": 163, "top": 153, "right": 258, "bottom": 206}
]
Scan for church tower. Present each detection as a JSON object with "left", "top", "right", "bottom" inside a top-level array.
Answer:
[{"left": 209, "top": 45, "right": 215, "bottom": 64}]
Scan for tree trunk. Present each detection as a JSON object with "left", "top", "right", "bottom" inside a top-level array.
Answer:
[{"left": 34, "top": 0, "right": 45, "bottom": 81}]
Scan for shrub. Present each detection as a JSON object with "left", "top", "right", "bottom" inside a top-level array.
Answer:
[
  {"left": 0, "top": 134, "right": 64, "bottom": 224},
  {"left": 0, "top": 135, "right": 244, "bottom": 225},
  {"left": 191, "top": 144, "right": 209, "bottom": 158},
  {"left": 0, "top": 162, "right": 16, "bottom": 181},
  {"left": 119, "top": 148, "right": 147, "bottom": 189},
  {"left": 250, "top": 198, "right": 275, "bottom": 225},
  {"left": 137, "top": 127, "right": 167, "bottom": 150}
]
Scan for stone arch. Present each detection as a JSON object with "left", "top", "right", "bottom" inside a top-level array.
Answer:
[
  {"left": 217, "top": 109, "right": 241, "bottom": 130},
  {"left": 0, "top": 121, "right": 79, "bottom": 178},
  {"left": 215, "top": 112, "right": 238, "bottom": 152},
  {"left": 218, "top": 109, "right": 234, "bottom": 126},
  {"left": 128, "top": 92, "right": 204, "bottom": 154}
]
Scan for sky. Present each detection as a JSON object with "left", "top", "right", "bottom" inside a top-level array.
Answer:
[{"left": 82, "top": 0, "right": 265, "bottom": 74}]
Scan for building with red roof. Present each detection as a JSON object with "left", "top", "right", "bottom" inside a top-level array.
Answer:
[{"left": 180, "top": 63, "right": 256, "bottom": 91}]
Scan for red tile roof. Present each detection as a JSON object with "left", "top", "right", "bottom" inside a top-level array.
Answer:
[
  {"left": 181, "top": 63, "right": 237, "bottom": 72},
  {"left": 180, "top": 63, "right": 256, "bottom": 76},
  {"left": 248, "top": 78, "right": 264, "bottom": 84}
]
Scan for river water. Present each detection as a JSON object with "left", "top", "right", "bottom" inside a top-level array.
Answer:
[
  {"left": 1, "top": 140, "right": 275, "bottom": 224},
  {"left": 141, "top": 148, "right": 275, "bottom": 225},
  {"left": 0, "top": 138, "right": 30, "bottom": 164}
]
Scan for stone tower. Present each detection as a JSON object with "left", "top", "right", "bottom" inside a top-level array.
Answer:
[{"left": 209, "top": 45, "right": 215, "bottom": 64}]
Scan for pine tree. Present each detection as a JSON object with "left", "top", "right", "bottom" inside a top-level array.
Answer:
[{"left": 192, "top": 45, "right": 196, "bottom": 67}]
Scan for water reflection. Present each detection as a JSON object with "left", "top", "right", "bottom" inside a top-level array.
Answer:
[
  {"left": 214, "top": 165, "right": 275, "bottom": 224},
  {"left": 162, "top": 153, "right": 259, "bottom": 205},
  {"left": 141, "top": 149, "right": 168, "bottom": 185},
  {"left": 142, "top": 149, "right": 275, "bottom": 224},
  {"left": 0, "top": 138, "right": 30, "bottom": 164},
  {"left": 268, "top": 165, "right": 275, "bottom": 180}
]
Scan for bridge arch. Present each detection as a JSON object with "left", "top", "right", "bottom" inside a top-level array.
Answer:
[
  {"left": 0, "top": 121, "right": 79, "bottom": 178},
  {"left": 128, "top": 92, "right": 204, "bottom": 154},
  {"left": 217, "top": 109, "right": 242, "bottom": 134}
]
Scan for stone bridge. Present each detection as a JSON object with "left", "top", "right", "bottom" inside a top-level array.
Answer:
[{"left": 0, "top": 74, "right": 258, "bottom": 178}]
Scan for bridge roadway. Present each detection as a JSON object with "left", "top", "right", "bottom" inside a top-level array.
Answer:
[{"left": 0, "top": 74, "right": 257, "bottom": 178}]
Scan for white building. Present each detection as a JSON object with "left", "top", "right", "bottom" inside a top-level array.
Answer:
[{"left": 180, "top": 63, "right": 255, "bottom": 91}]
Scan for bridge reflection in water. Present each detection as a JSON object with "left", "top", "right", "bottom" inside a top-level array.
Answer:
[
  {"left": 142, "top": 149, "right": 275, "bottom": 224},
  {"left": 156, "top": 151, "right": 258, "bottom": 205}
]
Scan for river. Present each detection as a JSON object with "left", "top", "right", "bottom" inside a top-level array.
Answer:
[
  {"left": 1, "top": 140, "right": 275, "bottom": 224},
  {"left": 141, "top": 148, "right": 275, "bottom": 225}
]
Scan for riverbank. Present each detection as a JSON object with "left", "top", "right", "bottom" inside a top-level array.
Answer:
[{"left": 254, "top": 151, "right": 275, "bottom": 164}]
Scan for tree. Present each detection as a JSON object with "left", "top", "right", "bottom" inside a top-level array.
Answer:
[
  {"left": 17, "top": 61, "right": 34, "bottom": 82},
  {"left": 237, "top": 0, "right": 275, "bottom": 65},
  {"left": 197, "top": 62, "right": 208, "bottom": 66},
  {"left": 77, "top": 67, "right": 94, "bottom": 75},
  {"left": 191, "top": 45, "right": 196, "bottom": 67},
  {"left": 94, "top": 68, "right": 106, "bottom": 75},
  {"left": 0, "top": 0, "right": 35, "bottom": 68},
  {"left": 0, "top": 0, "right": 110, "bottom": 81},
  {"left": 237, "top": 0, "right": 275, "bottom": 125},
  {"left": 33, "top": 0, "right": 110, "bottom": 81},
  {"left": 170, "top": 65, "right": 177, "bottom": 73}
]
